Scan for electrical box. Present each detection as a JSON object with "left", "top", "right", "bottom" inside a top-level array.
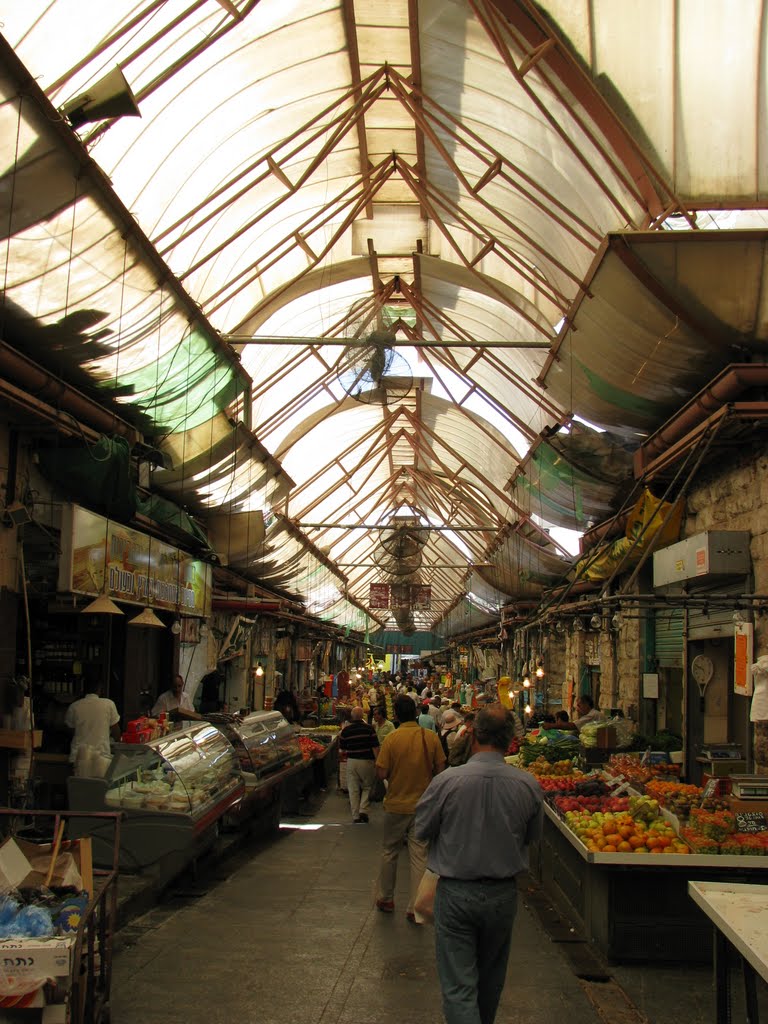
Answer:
[{"left": 653, "top": 531, "right": 751, "bottom": 589}]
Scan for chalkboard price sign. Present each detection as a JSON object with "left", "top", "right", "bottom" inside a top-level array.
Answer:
[{"left": 735, "top": 811, "right": 768, "bottom": 834}]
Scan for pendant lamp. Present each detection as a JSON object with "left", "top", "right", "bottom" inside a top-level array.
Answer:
[
  {"left": 128, "top": 606, "right": 166, "bottom": 629},
  {"left": 82, "top": 593, "right": 124, "bottom": 616}
]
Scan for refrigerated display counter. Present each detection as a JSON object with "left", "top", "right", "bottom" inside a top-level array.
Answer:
[
  {"left": 210, "top": 711, "right": 305, "bottom": 825},
  {"left": 67, "top": 722, "right": 244, "bottom": 882}
]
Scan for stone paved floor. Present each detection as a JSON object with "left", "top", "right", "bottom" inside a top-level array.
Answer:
[{"left": 107, "top": 788, "right": 768, "bottom": 1024}]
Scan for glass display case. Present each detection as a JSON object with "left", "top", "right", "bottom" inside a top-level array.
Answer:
[
  {"left": 67, "top": 723, "right": 244, "bottom": 880},
  {"left": 102, "top": 723, "right": 241, "bottom": 814},
  {"left": 212, "top": 711, "right": 302, "bottom": 781}
]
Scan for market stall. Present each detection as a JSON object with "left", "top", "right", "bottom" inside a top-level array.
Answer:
[
  {"left": 519, "top": 741, "right": 768, "bottom": 963},
  {"left": 300, "top": 726, "right": 340, "bottom": 790},
  {"left": 67, "top": 723, "right": 244, "bottom": 884},
  {"left": 689, "top": 882, "right": 768, "bottom": 1022},
  {"left": 210, "top": 710, "right": 303, "bottom": 829}
]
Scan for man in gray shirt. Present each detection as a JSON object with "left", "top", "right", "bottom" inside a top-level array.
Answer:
[{"left": 414, "top": 704, "right": 543, "bottom": 1024}]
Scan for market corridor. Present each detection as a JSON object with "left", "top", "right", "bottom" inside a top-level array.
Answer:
[{"left": 109, "top": 787, "right": 612, "bottom": 1024}]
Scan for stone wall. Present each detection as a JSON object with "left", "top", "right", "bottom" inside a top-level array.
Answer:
[{"left": 686, "top": 441, "right": 768, "bottom": 654}]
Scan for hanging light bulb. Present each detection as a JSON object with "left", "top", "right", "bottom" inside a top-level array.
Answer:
[
  {"left": 535, "top": 664, "right": 545, "bottom": 679},
  {"left": 524, "top": 703, "right": 532, "bottom": 714},
  {"left": 733, "top": 609, "right": 744, "bottom": 625},
  {"left": 255, "top": 662, "right": 264, "bottom": 678},
  {"left": 611, "top": 611, "right": 622, "bottom": 630},
  {"left": 573, "top": 618, "right": 585, "bottom": 633},
  {"left": 523, "top": 676, "right": 531, "bottom": 688},
  {"left": 590, "top": 613, "right": 602, "bottom": 630},
  {"left": 171, "top": 619, "right": 182, "bottom": 635}
]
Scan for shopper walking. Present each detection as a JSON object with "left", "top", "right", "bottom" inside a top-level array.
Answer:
[
  {"left": 414, "top": 704, "right": 543, "bottom": 1024},
  {"left": 375, "top": 695, "right": 445, "bottom": 921},
  {"left": 338, "top": 707, "right": 379, "bottom": 822},
  {"left": 417, "top": 703, "right": 437, "bottom": 731},
  {"left": 372, "top": 706, "right": 395, "bottom": 744}
]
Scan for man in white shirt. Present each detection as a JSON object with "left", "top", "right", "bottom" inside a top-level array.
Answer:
[
  {"left": 559, "top": 695, "right": 602, "bottom": 732},
  {"left": 65, "top": 678, "right": 121, "bottom": 777},
  {"left": 151, "top": 674, "right": 203, "bottom": 724}
]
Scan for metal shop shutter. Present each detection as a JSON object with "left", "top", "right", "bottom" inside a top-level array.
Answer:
[
  {"left": 687, "top": 581, "right": 749, "bottom": 641},
  {"left": 654, "top": 609, "right": 684, "bottom": 668}
]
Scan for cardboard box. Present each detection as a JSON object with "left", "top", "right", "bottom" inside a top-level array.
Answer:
[
  {"left": 596, "top": 726, "right": 617, "bottom": 749},
  {"left": 0, "top": 936, "right": 75, "bottom": 982},
  {"left": 0, "top": 730, "right": 43, "bottom": 751},
  {"left": 729, "top": 797, "right": 768, "bottom": 815}
]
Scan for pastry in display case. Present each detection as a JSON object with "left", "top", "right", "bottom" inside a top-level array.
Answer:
[{"left": 67, "top": 723, "right": 244, "bottom": 881}]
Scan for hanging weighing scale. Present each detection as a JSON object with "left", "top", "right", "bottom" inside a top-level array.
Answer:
[{"left": 691, "top": 654, "right": 714, "bottom": 711}]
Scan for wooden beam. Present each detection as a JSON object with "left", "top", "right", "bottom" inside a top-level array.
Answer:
[{"left": 342, "top": 0, "right": 374, "bottom": 218}]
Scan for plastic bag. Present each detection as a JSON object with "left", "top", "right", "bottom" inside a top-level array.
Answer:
[
  {"left": 414, "top": 870, "right": 438, "bottom": 925},
  {"left": 612, "top": 717, "right": 635, "bottom": 749}
]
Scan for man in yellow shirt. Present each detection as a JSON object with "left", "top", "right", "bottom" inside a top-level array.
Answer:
[{"left": 374, "top": 695, "right": 445, "bottom": 922}]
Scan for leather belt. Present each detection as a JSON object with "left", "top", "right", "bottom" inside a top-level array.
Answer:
[{"left": 441, "top": 876, "right": 517, "bottom": 884}]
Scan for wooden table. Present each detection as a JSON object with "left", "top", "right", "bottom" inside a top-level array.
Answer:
[{"left": 688, "top": 881, "right": 768, "bottom": 1023}]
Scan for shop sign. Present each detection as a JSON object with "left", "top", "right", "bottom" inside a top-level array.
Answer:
[
  {"left": 59, "top": 505, "right": 211, "bottom": 617},
  {"left": 412, "top": 585, "right": 432, "bottom": 610},
  {"left": 734, "top": 622, "right": 754, "bottom": 696},
  {"left": 369, "top": 583, "right": 390, "bottom": 609}
]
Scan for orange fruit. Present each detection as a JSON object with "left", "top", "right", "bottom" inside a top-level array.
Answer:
[
  {"left": 617, "top": 841, "right": 632, "bottom": 852},
  {"left": 628, "top": 835, "right": 645, "bottom": 849},
  {"left": 634, "top": 847, "right": 649, "bottom": 853},
  {"left": 603, "top": 844, "right": 617, "bottom": 853},
  {"left": 604, "top": 834, "right": 621, "bottom": 846}
]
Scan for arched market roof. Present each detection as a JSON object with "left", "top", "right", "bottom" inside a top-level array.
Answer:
[{"left": 2, "top": 1, "right": 768, "bottom": 635}]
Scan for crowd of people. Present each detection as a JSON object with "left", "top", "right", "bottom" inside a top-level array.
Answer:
[{"left": 333, "top": 673, "right": 606, "bottom": 1024}]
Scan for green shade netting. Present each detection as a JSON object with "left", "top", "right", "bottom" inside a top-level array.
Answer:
[{"left": 96, "top": 326, "right": 246, "bottom": 436}]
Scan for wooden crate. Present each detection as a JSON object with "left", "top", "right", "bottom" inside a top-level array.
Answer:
[{"left": 0, "top": 729, "right": 43, "bottom": 750}]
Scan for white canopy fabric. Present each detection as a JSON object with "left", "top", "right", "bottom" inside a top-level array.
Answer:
[{"left": 2, "top": 1, "right": 767, "bottom": 634}]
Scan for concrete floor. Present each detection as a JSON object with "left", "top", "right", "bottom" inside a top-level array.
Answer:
[{"left": 108, "top": 788, "right": 768, "bottom": 1024}]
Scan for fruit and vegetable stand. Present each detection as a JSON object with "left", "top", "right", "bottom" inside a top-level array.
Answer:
[
  {"left": 520, "top": 742, "right": 768, "bottom": 964},
  {"left": 532, "top": 803, "right": 767, "bottom": 964}
]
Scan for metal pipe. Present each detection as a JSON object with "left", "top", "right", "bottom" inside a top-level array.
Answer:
[
  {"left": 0, "top": 340, "right": 141, "bottom": 443},
  {"left": 636, "top": 364, "right": 768, "bottom": 469}
]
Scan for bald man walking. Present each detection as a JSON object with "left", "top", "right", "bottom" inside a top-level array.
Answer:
[{"left": 339, "top": 706, "right": 379, "bottom": 822}]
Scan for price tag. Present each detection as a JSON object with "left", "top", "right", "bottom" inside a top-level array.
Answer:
[
  {"left": 611, "top": 780, "right": 632, "bottom": 797},
  {"left": 701, "top": 778, "right": 718, "bottom": 800},
  {"left": 735, "top": 811, "right": 768, "bottom": 834}
]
